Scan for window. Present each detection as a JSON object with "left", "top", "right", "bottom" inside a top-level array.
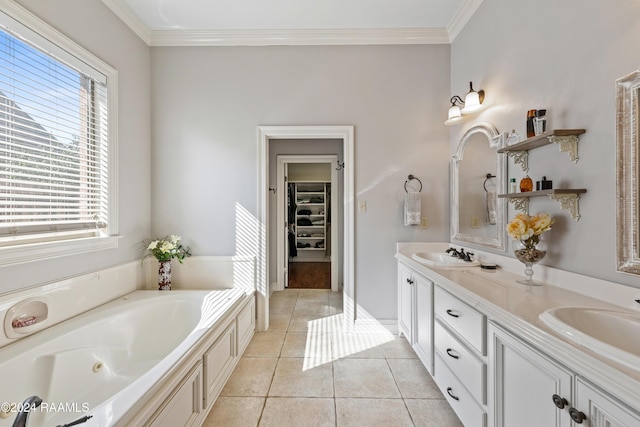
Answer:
[{"left": 0, "top": 3, "right": 117, "bottom": 265}]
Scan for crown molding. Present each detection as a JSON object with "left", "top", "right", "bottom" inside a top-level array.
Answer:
[
  {"left": 149, "top": 28, "right": 450, "bottom": 46},
  {"left": 102, "top": 0, "right": 483, "bottom": 46},
  {"left": 447, "top": 0, "right": 484, "bottom": 42},
  {"left": 101, "top": 0, "right": 152, "bottom": 45}
]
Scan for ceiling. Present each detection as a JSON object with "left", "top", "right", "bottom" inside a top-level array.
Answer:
[{"left": 101, "top": 0, "right": 483, "bottom": 46}]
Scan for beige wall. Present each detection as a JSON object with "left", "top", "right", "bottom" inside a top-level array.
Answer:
[
  {"left": 150, "top": 45, "right": 452, "bottom": 320},
  {"left": 450, "top": 0, "right": 640, "bottom": 289}
]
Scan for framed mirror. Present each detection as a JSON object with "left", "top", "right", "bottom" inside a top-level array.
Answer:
[
  {"left": 616, "top": 70, "right": 640, "bottom": 274},
  {"left": 451, "top": 123, "right": 507, "bottom": 251}
]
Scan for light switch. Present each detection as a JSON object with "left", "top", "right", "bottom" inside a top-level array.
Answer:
[
  {"left": 358, "top": 200, "right": 367, "bottom": 212},
  {"left": 420, "top": 217, "right": 429, "bottom": 228},
  {"left": 471, "top": 216, "right": 480, "bottom": 228}
]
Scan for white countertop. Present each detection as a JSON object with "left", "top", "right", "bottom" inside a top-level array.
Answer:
[{"left": 396, "top": 242, "right": 640, "bottom": 410}]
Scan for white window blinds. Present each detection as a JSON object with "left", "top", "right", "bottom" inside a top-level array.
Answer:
[{"left": 0, "top": 26, "right": 109, "bottom": 246}]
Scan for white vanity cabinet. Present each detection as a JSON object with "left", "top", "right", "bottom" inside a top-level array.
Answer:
[
  {"left": 398, "top": 262, "right": 415, "bottom": 342},
  {"left": 397, "top": 261, "right": 434, "bottom": 373},
  {"left": 488, "top": 322, "right": 572, "bottom": 427},
  {"left": 489, "top": 322, "right": 640, "bottom": 427},
  {"left": 575, "top": 377, "right": 640, "bottom": 426},
  {"left": 396, "top": 244, "right": 640, "bottom": 427},
  {"left": 434, "top": 285, "right": 487, "bottom": 427}
]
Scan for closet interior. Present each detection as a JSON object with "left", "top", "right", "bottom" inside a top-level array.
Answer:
[{"left": 286, "top": 163, "right": 331, "bottom": 288}]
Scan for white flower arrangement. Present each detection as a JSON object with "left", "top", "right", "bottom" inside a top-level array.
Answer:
[{"left": 145, "top": 235, "right": 191, "bottom": 262}]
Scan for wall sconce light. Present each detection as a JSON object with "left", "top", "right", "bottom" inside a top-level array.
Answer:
[{"left": 444, "top": 81, "right": 485, "bottom": 126}]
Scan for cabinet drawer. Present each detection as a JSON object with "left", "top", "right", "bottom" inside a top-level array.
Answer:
[
  {"left": 434, "top": 286, "right": 485, "bottom": 355},
  {"left": 435, "top": 320, "right": 485, "bottom": 404},
  {"left": 434, "top": 353, "right": 486, "bottom": 427}
]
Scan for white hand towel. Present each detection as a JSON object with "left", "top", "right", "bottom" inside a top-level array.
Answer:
[
  {"left": 486, "top": 190, "right": 497, "bottom": 225},
  {"left": 404, "top": 192, "right": 421, "bottom": 226}
]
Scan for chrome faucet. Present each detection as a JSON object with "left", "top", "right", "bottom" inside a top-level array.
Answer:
[{"left": 11, "top": 396, "right": 42, "bottom": 427}]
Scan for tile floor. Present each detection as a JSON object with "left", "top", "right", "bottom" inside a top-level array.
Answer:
[{"left": 204, "top": 289, "right": 463, "bottom": 427}]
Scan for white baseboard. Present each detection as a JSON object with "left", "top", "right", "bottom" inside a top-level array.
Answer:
[{"left": 353, "top": 318, "right": 398, "bottom": 334}]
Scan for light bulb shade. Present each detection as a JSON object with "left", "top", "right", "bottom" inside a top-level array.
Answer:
[
  {"left": 461, "top": 91, "right": 482, "bottom": 114},
  {"left": 444, "top": 105, "right": 463, "bottom": 125}
]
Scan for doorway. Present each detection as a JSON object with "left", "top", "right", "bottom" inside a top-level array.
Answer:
[
  {"left": 257, "top": 126, "right": 354, "bottom": 332},
  {"left": 276, "top": 156, "right": 339, "bottom": 291}
]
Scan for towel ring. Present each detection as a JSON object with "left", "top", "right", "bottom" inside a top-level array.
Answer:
[
  {"left": 404, "top": 174, "right": 422, "bottom": 193},
  {"left": 483, "top": 173, "right": 496, "bottom": 192}
]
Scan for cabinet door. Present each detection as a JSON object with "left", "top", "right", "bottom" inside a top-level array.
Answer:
[
  {"left": 413, "top": 272, "right": 433, "bottom": 374},
  {"left": 488, "top": 324, "right": 572, "bottom": 427},
  {"left": 574, "top": 377, "right": 640, "bottom": 427},
  {"left": 397, "top": 262, "right": 414, "bottom": 342},
  {"left": 148, "top": 362, "right": 203, "bottom": 427},
  {"left": 237, "top": 297, "right": 255, "bottom": 355},
  {"left": 203, "top": 322, "right": 237, "bottom": 409}
]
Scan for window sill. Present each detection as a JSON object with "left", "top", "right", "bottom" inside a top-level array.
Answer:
[{"left": 0, "top": 236, "right": 120, "bottom": 267}]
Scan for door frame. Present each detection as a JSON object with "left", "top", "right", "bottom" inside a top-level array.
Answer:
[
  {"left": 276, "top": 155, "right": 339, "bottom": 292},
  {"left": 257, "top": 125, "right": 354, "bottom": 332}
]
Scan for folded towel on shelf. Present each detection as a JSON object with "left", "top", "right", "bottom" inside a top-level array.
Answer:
[{"left": 404, "top": 192, "right": 421, "bottom": 226}]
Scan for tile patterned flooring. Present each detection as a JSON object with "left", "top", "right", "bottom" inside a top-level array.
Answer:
[{"left": 203, "top": 289, "right": 463, "bottom": 427}]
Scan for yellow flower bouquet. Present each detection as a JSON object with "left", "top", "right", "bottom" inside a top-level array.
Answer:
[
  {"left": 507, "top": 213, "right": 554, "bottom": 285},
  {"left": 506, "top": 212, "right": 554, "bottom": 249}
]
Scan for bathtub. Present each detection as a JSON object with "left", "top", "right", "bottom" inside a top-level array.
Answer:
[{"left": 0, "top": 288, "right": 251, "bottom": 427}]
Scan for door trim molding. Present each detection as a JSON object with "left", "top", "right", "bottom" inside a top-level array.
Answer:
[{"left": 257, "top": 125, "right": 354, "bottom": 332}]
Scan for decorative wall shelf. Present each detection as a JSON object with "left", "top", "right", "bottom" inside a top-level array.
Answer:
[
  {"left": 498, "top": 189, "right": 587, "bottom": 221},
  {"left": 497, "top": 129, "right": 586, "bottom": 172}
]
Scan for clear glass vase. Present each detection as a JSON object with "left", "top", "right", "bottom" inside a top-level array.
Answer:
[{"left": 513, "top": 238, "right": 547, "bottom": 286}]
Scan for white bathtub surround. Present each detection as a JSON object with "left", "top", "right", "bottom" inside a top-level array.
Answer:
[
  {"left": 0, "top": 289, "right": 255, "bottom": 427},
  {"left": 143, "top": 255, "right": 256, "bottom": 293},
  {"left": 0, "top": 261, "right": 144, "bottom": 349},
  {"left": 0, "top": 255, "right": 257, "bottom": 427}
]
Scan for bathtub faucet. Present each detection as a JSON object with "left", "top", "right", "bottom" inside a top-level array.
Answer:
[{"left": 11, "top": 395, "right": 42, "bottom": 427}]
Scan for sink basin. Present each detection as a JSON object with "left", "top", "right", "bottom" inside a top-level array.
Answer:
[
  {"left": 411, "top": 252, "right": 480, "bottom": 268},
  {"left": 540, "top": 306, "right": 640, "bottom": 370}
]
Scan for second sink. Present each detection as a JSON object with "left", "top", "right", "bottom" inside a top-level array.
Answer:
[{"left": 540, "top": 306, "right": 640, "bottom": 371}]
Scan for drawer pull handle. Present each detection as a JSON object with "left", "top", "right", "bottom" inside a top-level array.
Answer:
[
  {"left": 446, "top": 348, "right": 459, "bottom": 359},
  {"left": 569, "top": 408, "right": 586, "bottom": 424},
  {"left": 552, "top": 394, "right": 568, "bottom": 409},
  {"left": 406, "top": 278, "right": 414, "bottom": 285},
  {"left": 446, "top": 387, "right": 459, "bottom": 401},
  {"left": 446, "top": 309, "right": 460, "bottom": 318}
]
